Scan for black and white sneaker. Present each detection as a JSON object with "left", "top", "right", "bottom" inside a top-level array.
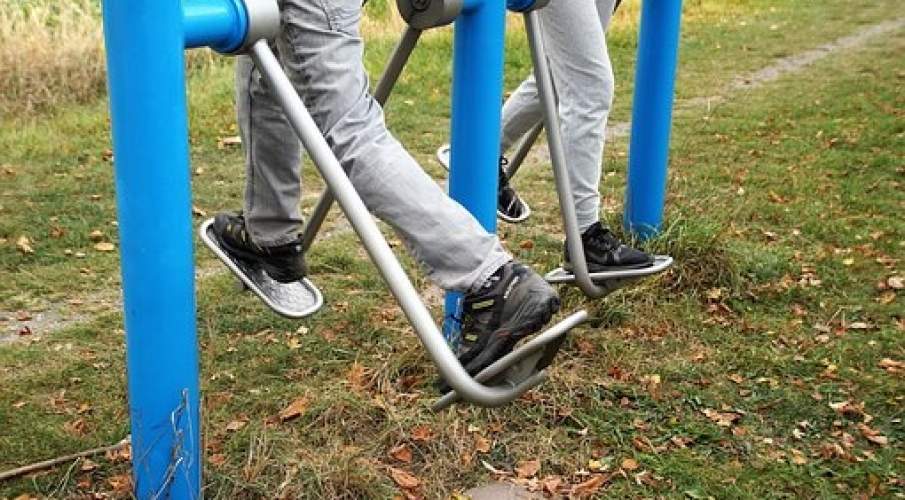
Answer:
[
  {"left": 497, "top": 158, "right": 531, "bottom": 224},
  {"left": 449, "top": 261, "right": 560, "bottom": 386},
  {"left": 435, "top": 145, "right": 531, "bottom": 224},
  {"left": 212, "top": 212, "right": 307, "bottom": 283},
  {"left": 564, "top": 222, "right": 653, "bottom": 273}
]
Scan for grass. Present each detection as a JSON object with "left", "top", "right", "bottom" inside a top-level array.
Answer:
[{"left": 1, "top": 0, "right": 903, "bottom": 498}]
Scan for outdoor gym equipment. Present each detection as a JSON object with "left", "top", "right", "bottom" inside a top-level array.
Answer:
[
  {"left": 101, "top": 0, "right": 594, "bottom": 496},
  {"left": 436, "top": 5, "right": 680, "bottom": 298}
]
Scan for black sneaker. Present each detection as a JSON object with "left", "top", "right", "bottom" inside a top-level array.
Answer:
[
  {"left": 212, "top": 212, "right": 307, "bottom": 283},
  {"left": 564, "top": 221, "right": 653, "bottom": 273},
  {"left": 439, "top": 262, "right": 559, "bottom": 391},
  {"left": 497, "top": 158, "right": 531, "bottom": 223}
]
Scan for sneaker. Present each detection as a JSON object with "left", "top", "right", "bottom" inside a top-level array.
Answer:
[
  {"left": 212, "top": 212, "right": 307, "bottom": 283},
  {"left": 497, "top": 158, "right": 531, "bottom": 223},
  {"left": 444, "top": 261, "right": 560, "bottom": 388},
  {"left": 564, "top": 222, "right": 653, "bottom": 273}
]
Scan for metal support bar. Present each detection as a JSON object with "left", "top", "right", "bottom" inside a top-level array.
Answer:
[
  {"left": 623, "top": 0, "right": 683, "bottom": 239},
  {"left": 101, "top": 0, "right": 201, "bottom": 497},
  {"left": 251, "top": 40, "right": 578, "bottom": 407},
  {"left": 504, "top": 121, "right": 543, "bottom": 179},
  {"left": 301, "top": 25, "right": 423, "bottom": 252},
  {"left": 443, "top": 0, "right": 508, "bottom": 343},
  {"left": 524, "top": 10, "right": 609, "bottom": 298}
]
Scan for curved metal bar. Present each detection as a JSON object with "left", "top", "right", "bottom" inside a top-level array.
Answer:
[
  {"left": 524, "top": 10, "right": 608, "bottom": 298},
  {"left": 432, "top": 309, "right": 587, "bottom": 410},
  {"left": 250, "top": 40, "right": 559, "bottom": 407},
  {"left": 301, "top": 25, "right": 423, "bottom": 252}
]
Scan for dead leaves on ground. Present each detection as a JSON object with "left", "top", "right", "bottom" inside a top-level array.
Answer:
[{"left": 278, "top": 396, "right": 309, "bottom": 423}]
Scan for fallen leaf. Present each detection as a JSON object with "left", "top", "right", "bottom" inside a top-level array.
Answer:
[
  {"left": 64, "top": 418, "right": 89, "bottom": 436},
  {"left": 474, "top": 435, "right": 491, "bottom": 454},
  {"left": 347, "top": 362, "right": 370, "bottom": 391},
  {"left": 888, "top": 276, "right": 904, "bottom": 290},
  {"left": 519, "top": 239, "right": 534, "bottom": 250},
  {"left": 542, "top": 475, "right": 563, "bottom": 495},
  {"left": 278, "top": 397, "right": 309, "bottom": 422},
  {"left": 878, "top": 358, "right": 904, "bottom": 374},
  {"left": 389, "top": 467, "right": 420, "bottom": 489},
  {"left": 621, "top": 458, "right": 640, "bottom": 471},
  {"left": 389, "top": 443, "right": 413, "bottom": 463},
  {"left": 703, "top": 408, "right": 742, "bottom": 427},
  {"left": 571, "top": 474, "right": 608, "bottom": 497},
  {"left": 225, "top": 419, "right": 247, "bottom": 432},
  {"left": 857, "top": 424, "right": 889, "bottom": 446},
  {"left": 94, "top": 242, "right": 116, "bottom": 252},
  {"left": 516, "top": 458, "right": 540, "bottom": 479},
  {"left": 107, "top": 474, "right": 132, "bottom": 493},
  {"left": 828, "top": 400, "right": 865, "bottom": 419},
  {"left": 208, "top": 453, "right": 227, "bottom": 467},
  {"left": 217, "top": 136, "right": 242, "bottom": 149},
  {"left": 89, "top": 230, "right": 105, "bottom": 242},
  {"left": 410, "top": 425, "right": 433, "bottom": 443},
  {"left": 16, "top": 236, "right": 34, "bottom": 254}
]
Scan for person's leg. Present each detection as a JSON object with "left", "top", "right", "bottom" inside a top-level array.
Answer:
[
  {"left": 275, "top": 0, "right": 510, "bottom": 293},
  {"left": 500, "top": 75, "right": 542, "bottom": 153},
  {"left": 235, "top": 52, "right": 305, "bottom": 246},
  {"left": 539, "top": 0, "right": 615, "bottom": 233}
]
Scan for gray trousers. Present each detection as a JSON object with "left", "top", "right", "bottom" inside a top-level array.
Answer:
[
  {"left": 236, "top": 0, "right": 510, "bottom": 292},
  {"left": 501, "top": 0, "right": 616, "bottom": 233}
]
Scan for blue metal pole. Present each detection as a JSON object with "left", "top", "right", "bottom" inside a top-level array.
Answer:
[
  {"left": 623, "top": 0, "right": 683, "bottom": 239},
  {"left": 101, "top": 0, "right": 200, "bottom": 495},
  {"left": 442, "top": 0, "right": 507, "bottom": 345},
  {"left": 101, "top": 0, "right": 247, "bottom": 496}
]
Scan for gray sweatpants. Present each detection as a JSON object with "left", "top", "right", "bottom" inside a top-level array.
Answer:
[
  {"left": 235, "top": 0, "right": 510, "bottom": 292},
  {"left": 501, "top": 0, "right": 616, "bottom": 233}
]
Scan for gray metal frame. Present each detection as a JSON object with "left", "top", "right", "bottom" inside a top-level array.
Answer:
[
  {"left": 248, "top": 40, "right": 587, "bottom": 408},
  {"left": 523, "top": 11, "right": 672, "bottom": 298}
]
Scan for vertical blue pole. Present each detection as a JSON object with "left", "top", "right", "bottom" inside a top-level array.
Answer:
[
  {"left": 443, "top": 0, "right": 507, "bottom": 344},
  {"left": 623, "top": 0, "right": 683, "bottom": 239},
  {"left": 101, "top": 0, "right": 200, "bottom": 497}
]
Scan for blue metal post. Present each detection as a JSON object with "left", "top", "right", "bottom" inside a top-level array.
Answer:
[
  {"left": 101, "top": 0, "right": 248, "bottom": 497},
  {"left": 623, "top": 0, "right": 683, "bottom": 239},
  {"left": 442, "top": 0, "right": 507, "bottom": 344}
]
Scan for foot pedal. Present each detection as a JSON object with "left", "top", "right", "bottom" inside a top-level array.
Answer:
[
  {"left": 199, "top": 219, "right": 324, "bottom": 319},
  {"left": 544, "top": 255, "right": 673, "bottom": 294},
  {"left": 432, "top": 310, "right": 586, "bottom": 411}
]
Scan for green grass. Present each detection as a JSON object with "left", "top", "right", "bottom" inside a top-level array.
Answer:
[{"left": 1, "top": 1, "right": 903, "bottom": 498}]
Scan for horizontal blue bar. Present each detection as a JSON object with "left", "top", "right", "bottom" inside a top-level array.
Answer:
[{"left": 183, "top": 0, "right": 248, "bottom": 53}]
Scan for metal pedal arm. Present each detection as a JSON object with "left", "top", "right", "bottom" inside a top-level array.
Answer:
[
  {"left": 504, "top": 121, "right": 543, "bottom": 180},
  {"left": 250, "top": 40, "right": 586, "bottom": 408},
  {"left": 524, "top": 11, "right": 610, "bottom": 298}
]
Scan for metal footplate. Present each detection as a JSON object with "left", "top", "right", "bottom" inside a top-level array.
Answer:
[
  {"left": 199, "top": 219, "right": 324, "bottom": 319},
  {"left": 545, "top": 255, "right": 674, "bottom": 294},
  {"left": 432, "top": 310, "right": 587, "bottom": 411}
]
